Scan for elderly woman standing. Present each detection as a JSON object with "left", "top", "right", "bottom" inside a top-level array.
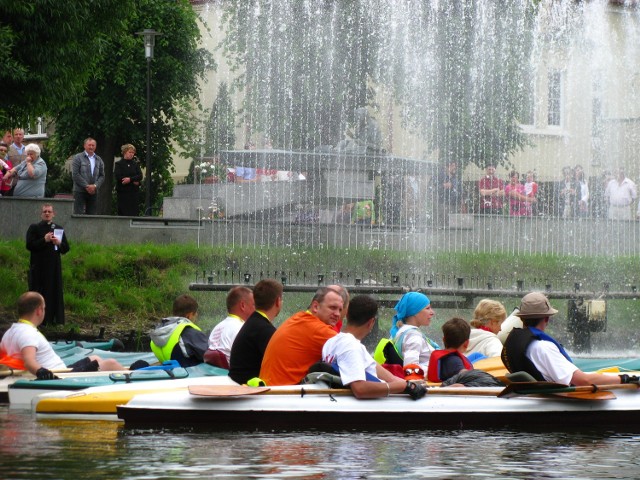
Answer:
[
  {"left": 114, "top": 144, "right": 143, "bottom": 216},
  {"left": 6, "top": 143, "right": 47, "bottom": 198},
  {"left": 467, "top": 299, "right": 507, "bottom": 359},
  {"left": 389, "top": 292, "right": 440, "bottom": 378}
]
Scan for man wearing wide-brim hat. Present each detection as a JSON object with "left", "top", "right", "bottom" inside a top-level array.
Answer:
[{"left": 501, "top": 292, "right": 639, "bottom": 386}]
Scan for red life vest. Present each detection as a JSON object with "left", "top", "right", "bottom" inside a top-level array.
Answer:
[{"left": 427, "top": 349, "right": 473, "bottom": 383}]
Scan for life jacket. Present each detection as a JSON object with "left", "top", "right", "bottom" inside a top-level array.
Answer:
[
  {"left": 373, "top": 338, "right": 402, "bottom": 365},
  {"left": 501, "top": 327, "right": 546, "bottom": 381},
  {"left": 392, "top": 326, "right": 440, "bottom": 354},
  {"left": 0, "top": 351, "right": 25, "bottom": 370},
  {"left": 427, "top": 349, "right": 473, "bottom": 382},
  {"left": 372, "top": 338, "right": 405, "bottom": 377},
  {"left": 149, "top": 317, "right": 201, "bottom": 363}
]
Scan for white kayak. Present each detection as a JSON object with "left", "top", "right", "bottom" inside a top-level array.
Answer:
[{"left": 116, "top": 382, "right": 640, "bottom": 430}]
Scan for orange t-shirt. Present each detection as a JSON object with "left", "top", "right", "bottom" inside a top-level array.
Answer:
[{"left": 260, "top": 310, "right": 337, "bottom": 386}]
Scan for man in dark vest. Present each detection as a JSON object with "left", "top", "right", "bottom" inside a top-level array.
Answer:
[{"left": 502, "top": 292, "right": 638, "bottom": 386}]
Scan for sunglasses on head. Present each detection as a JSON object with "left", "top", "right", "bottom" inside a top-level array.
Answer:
[{"left": 405, "top": 367, "right": 422, "bottom": 375}]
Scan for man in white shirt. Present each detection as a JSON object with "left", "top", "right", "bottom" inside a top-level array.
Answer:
[
  {"left": 322, "top": 295, "right": 425, "bottom": 399},
  {"left": 605, "top": 168, "right": 637, "bottom": 220},
  {"left": 204, "top": 286, "right": 255, "bottom": 369},
  {"left": 502, "top": 292, "right": 638, "bottom": 386},
  {"left": 0, "top": 292, "right": 123, "bottom": 378}
]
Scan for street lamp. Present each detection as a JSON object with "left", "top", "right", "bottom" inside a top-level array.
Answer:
[{"left": 136, "top": 28, "right": 162, "bottom": 216}]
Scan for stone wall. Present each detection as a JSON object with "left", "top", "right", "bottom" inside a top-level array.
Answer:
[{"left": 2, "top": 197, "right": 640, "bottom": 257}]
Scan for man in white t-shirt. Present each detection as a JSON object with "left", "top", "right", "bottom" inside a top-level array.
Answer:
[
  {"left": 605, "top": 168, "right": 637, "bottom": 220},
  {"left": 502, "top": 292, "right": 638, "bottom": 386},
  {"left": 0, "top": 292, "right": 123, "bottom": 378},
  {"left": 322, "top": 295, "right": 424, "bottom": 399},
  {"left": 204, "top": 286, "right": 255, "bottom": 369}
]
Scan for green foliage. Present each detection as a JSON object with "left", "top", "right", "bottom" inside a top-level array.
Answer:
[
  {"left": 40, "top": 142, "right": 73, "bottom": 196},
  {"left": 220, "top": 1, "right": 534, "bottom": 169},
  {"left": 42, "top": 0, "right": 213, "bottom": 211},
  {"left": 0, "top": 0, "right": 130, "bottom": 126},
  {"left": 3, "top": 239, "right": 640, "bottom": 339},
  {"left": 391, "top": 1, "right": 536, "bottom": 169},
  {"left": 221, "top": 1, "right": 377, "bottom": 149},
  {"left": 204, "top": 82, "right": 236, "bottom": 157}
]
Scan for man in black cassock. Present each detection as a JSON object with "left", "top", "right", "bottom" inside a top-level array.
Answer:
[{"left": 26, "top": 204, "right": 70, "bottom": 325}]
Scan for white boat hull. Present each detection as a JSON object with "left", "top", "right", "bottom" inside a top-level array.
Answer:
[{"left": 116, "top": 384, "right": 640, "bottom": 430}]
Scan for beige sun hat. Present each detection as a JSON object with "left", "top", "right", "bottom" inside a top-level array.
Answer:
[{"left": 515, "top": 292, "right": 558, "bottom": 318}]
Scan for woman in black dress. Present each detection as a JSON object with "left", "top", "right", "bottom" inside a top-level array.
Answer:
[{"left": 114, "top": 144, "right": 143, "bottom": 216}]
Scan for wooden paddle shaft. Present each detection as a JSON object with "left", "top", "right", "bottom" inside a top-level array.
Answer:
[
  {"left": 501, "top": 382, "right": 640, "bottom": 397},
  {"left": 564, "top": 383, "right": 639, "bottom": 393},
  {"left": 264, "top": 387, "right": 502, "bottom": 396},
  {"left": 188, "top": 385, "right": 502, "bottom": 398}
]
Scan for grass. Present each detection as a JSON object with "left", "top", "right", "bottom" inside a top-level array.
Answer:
[{"left": 2, "top": 239, "right": 640, "bottom": 352}]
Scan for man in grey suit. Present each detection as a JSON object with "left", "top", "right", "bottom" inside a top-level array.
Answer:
[{"left": 72, "top": 137, "right": 105, "bottom": 214}]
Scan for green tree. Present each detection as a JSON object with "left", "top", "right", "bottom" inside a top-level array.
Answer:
[
  {"left": 0, "top": 1, "right": 128, "bottom": 126},
  {"left": 204, "top": 82, "right": 236, "bottom": 157},
  {"left": 220, "top": 0, "right": 534, "bottom": 170},
  {"left": 221, "top": 1, "right": 378, "bottom": 150},
  {"left": 49, "top": 0, "right": 212, "bottom": 214},
  {"left": 414, "top": 1, "right": 535, "bottom": 169},
  {"left": 183, "top": 82, "right": 236, "bottom": 185}
]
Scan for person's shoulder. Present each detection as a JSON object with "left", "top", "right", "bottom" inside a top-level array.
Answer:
[
  {"left": 323, "top": 331, "right": 350, "bottom": 349},
  {"left": 528, "top": 337, "right": 559, "bottom": 357},
  {"left": 283, "top": 310, "right": 311, "bottom": 324},
  {"left": 400, "top": 325, "right": 420, "bottom": 335},
  {"left": 216, "top": 315, "right": 242, "bottom": 328},
  {"left": 471, "top": 328, "right": 494, "bottom": 340}
]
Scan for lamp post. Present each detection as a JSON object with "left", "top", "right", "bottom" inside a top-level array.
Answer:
[{"left": 136, "top": 28, "right": 162, "bottom": 216}]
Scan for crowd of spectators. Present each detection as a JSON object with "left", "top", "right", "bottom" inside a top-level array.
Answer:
[
  {"left": 432, "top": 162, "right": 638, "bottom": 220},
  {"left": 3, "top": 126, "right": 639, "bottom": 224}
]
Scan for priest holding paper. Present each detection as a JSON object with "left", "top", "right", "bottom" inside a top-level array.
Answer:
[{"left": 26, "top": 204, "right": 70, "bottom": 325}]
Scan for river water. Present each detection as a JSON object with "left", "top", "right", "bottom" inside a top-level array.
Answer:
[{"left": 1, "top": 404, "right": 639, "bottom": 479}]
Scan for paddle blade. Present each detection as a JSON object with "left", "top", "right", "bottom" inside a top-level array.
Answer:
[
  {"left": 498, "top": 381, "right": 569, "bottom": 398},
  {"left": 550, "top": 391, "right": 616, "bottom": 401},
  {"left": 189, "top": 385, "right": 271, "bottom": 397}
]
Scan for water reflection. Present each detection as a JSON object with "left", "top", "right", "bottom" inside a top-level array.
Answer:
[{"left": 2, "top": 406, "right": 639, "bottom": 479}]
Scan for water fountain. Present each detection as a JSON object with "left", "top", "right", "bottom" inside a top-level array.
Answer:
[
  {"left": 174, "top": 0, "right": 640, "bottom": 351},
  {"left": 177, "top": 0, "right": 640, "bottom": 249}
]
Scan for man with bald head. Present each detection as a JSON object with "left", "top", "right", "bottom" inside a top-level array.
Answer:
[
  {"left": 328, "top": 284, "right": 349, "bottom": 332},
  {"left": 205, "top": 286, "right": 255, "bottom": 369},
  {"left": 259, "top": 287, "right": 343, "bottom": 386},
  {"left": 0, "top": 292, "right": 123, "bottom": 378}
]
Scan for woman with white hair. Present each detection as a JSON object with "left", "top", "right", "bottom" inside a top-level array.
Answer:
[
  {"left": 6, "top": 143, "right": 47, "bottom": 197},
  {"left": 467, "top": 298, "right": 507, "bottom": 359}
]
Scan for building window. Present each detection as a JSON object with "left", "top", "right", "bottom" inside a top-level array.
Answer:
[{"left": 547, "top": 70, "right": 562, "bottom": 127}]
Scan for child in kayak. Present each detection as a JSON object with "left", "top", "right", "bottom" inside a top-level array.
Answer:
[{"left": 427, "top": 317, "right": 473, "bottom": 382}]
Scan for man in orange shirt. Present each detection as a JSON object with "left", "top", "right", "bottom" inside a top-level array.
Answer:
[{"left": 259, "top": 287, "right": 343, "bottom": 386}]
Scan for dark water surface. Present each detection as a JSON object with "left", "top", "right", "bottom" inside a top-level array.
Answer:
[{"left": 2, "top": 404, "right": 639, "bottom": 479}]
